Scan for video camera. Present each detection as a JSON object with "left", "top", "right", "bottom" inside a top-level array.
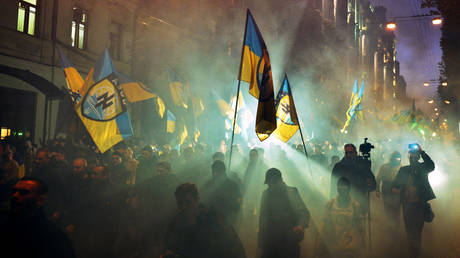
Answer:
[{"left": 359, "top": 138, "right": 374, "bottom": 159}]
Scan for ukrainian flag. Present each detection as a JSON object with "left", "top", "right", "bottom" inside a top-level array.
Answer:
[
  {"left": 157, "top": 96, "right": 166, "bottom": 118},
  {"left": 167, "top": 110, "right": 176, "bottom": 133},
  {"left": 273, "top": 74, "right": 299, "bottom": 142},
  {"left": 238, "top": 9, "right": 276, "bottom": 141},
  {"left": 167, "top": 66, "right": 189, "bottom": 109},
  {"left": 57, "top": 47, "right": 84, "bottom": 98},
  {"left": 342, "top": 80, "right": 365, "bottom": 131}
]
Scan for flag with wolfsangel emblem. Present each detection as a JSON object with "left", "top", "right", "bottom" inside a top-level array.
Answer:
[{"left": 273, "top": 74, "right": 299, "bottom": 142}]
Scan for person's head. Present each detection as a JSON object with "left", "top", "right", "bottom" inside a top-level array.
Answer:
[
  {"left": 389, "top": 151, "right": 402, "bottom": 166},
  {"left": 249, "top": 148, "right": 259, "bottom": 162},
  {"left": 344, "top": 144, "right": 357, "bottom": 160},
  {"left": 92, "top": 165, "right": 108, "bottom": 180},
  {"left": 157, "top": 161, "right": 172, "bottom": 175},
  {"left": 10, "top": 178, "right": 48, "bottom": 216},
  {"left": 182, "top": 147, "right": 194, "bottom": 161},
  {"left": 114, "top": 142, "right": 128, "bottom": 156},
  {"left": 34, "top": 149, "right": 51, "bottom": 168},
  {"left": 51, "top": 147, "right": 66, "bottom": 162},
  {"left": 2, "top": 151, "right": 13, "bottom": 162},
  {"left": 175, "top": 183, "right": 200, "bottom": 211},
  {"left": 141, "top": 145, "right": 154, "bottom": 159},
  {"left": 409, "top": 152, "right": 421, "bottom": 165},
  {"left": 264, "top": 168, "right": 282, "bottom": 186},
  {"left": 212, "top": 152, "right": 225, "bottom": 162},
  {"left": 337, "top": 177, "right": 351, "bottom": 197},
  {"left": 211, "top": 160, "right": 226, "bottom": 178},
  {"left": 72, "top": 158, "right": 88, "bottom": 174},
  {"left": 111, "top": 153, "right": 122, "bottom": 166}
]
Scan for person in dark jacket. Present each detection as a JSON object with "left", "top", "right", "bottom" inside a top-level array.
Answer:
[
  {"left": 201, "top": 160, "right": 242, "bottom": 225},
  {"left": 163, "top": 183, "right": 246, "bottom": 258},
  {"left": 137, "top": 161, "right": 179, "bottom": 257},
  {"left": 135, "top": 145, "right": 158, "bottom": 185},
  {"left": 259, "top": 168, "right": 310, "bottom": 258},
  {"left": 0, "top": 177, "right": 75, "bottom": 258},
  {"left": 392, "top": 144, "right": 435, "bottom": 258},
  {"left": 330, "top": 144, "right": 376, "bottom": 214},
  {"left": 376, "top": 151, "right": 402, "bottom": 235}
]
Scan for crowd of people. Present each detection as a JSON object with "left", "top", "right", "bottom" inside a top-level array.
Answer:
[{"left": 0, "top": 133, "right": 447, "bottom": 258}]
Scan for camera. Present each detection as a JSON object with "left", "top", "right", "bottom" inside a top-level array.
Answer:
[
  {"left": 359, "top": 138, "right": 374, "bottom": 159},
  {"left": 408, "top": 143, "right": 419, "bottom": 154}
]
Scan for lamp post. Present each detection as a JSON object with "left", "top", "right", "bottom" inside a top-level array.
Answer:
[{"left": 385, "top": 14, "right": 442, "bottom": 31}]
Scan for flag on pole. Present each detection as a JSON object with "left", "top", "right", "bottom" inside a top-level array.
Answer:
[
  {"left": 75, "top": 50, "right": 134, "bottom": 153},
  {"left": 167, "top": 110, "right": 176, "bottom": 133},
  {"left": 167, "top": 66, "right": 189, "bottom": 109},
  {"left": 273, "top": 74, "right": 299, "bottom": 142},
  {"left": 342, "top": 80, "right": 365, "bottom": 131},
  {"left": 157, "top": 97, "right": 166, "bottom": 118},
  {"left": 238, "top": 10, "right": 276, "bottom": 141},
  {"left": 57, "top": 47, "right": 84, "bottom": 100}
]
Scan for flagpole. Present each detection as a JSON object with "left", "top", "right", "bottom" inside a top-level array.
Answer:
[
  {"left": 286, "top": 74, "right": 313, "bottom": 179},
  {"left": 229, "top": 9, "right": 250, "bottom": 171}
]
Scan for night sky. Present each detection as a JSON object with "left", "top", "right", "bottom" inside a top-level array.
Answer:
[{"left": 370, "top": 0, "right": 442, "bottom": 106}]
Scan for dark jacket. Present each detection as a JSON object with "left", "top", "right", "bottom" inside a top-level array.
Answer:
[
  {"left": 259, "top": 182, "right": 310, "bottom": 249},
  {"left": 0, "top": 209, "right": 75, "bottom": 258},
  {"left": 392, "top": 151, "right": 435, "bottom": 203},
  {"left": 331, "top": 157, "right": 376, "bottom": 212},
  {"left": 164, "top": 204, "right": 246, "bottom": 258}
]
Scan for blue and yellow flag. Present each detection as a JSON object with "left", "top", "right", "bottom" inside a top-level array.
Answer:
[
  {"left": 167, "top": 110, "right": 176, "bottom": 133},
  {"left": 239, "top": 10, "right": 276, "bottom": 141},
  {"left": 157, "top": 96, "right": 166, "bottom": 119},
  {"left": 342, "top": 80, "right": 365, "bottom": 131},
  {"left": 167, "top": 66, "right": 189, "bottom": 109},
  {"left": 273, "top": 75, "right": 299, "bottom": 142},
  {"left": 57, "top": 47, "right": 84, "bottom": 101},
  {"left": 75, "top": 49, "right": 134, "bottom": 153}
]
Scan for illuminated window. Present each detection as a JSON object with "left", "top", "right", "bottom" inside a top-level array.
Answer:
[
  {"left": 72, "top": 7, "right": 88, "bottom": 49},
  {"left": 109, "top": 22, "right": 121, "bottom": 60},
  {"left": 17, "top": 0, "right": 38, "bottom": 36},
  {"left": 1, "top": 127, "right": 11, "bottom": 140}
]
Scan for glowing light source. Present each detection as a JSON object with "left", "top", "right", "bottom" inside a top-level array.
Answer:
[
  {"left": 444, "top": 100, "right": 451, "bottom": 104},
  {"left": 386, "top": 22, "right": 396, "bottom": 30},
  {"left": 432, "top": 17, "right": 442, "bottom": 25},
  {"left": 434, "top": 108, "right": 438, "bottom": 111},
  {"left": 428, "top": 100, "right": 434, "bottom": 104},
  {"left": 432, "top": 132, "right": 437, "bottom": 137},
  {"left": 429, "top": 168, "right": 446, "bottom": 189},
  {"left": 423, "top": 82, "right": 430, "bottom": 87},
  {"left": 441, "top": 82, "right": 448, "bottom": 87}
]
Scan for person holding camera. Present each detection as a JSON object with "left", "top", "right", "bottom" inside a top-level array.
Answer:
[
  {"left": 392, "top": 144, "right": 435, "bottom": 258},
  {"left": 330, "top": 143, "right": 376, "bottom": 214}
]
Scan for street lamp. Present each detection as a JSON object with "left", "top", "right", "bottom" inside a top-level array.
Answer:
[
  {"left": 386, "top": 22, "right": 396, "bottom": 30},
  {"left": 423, "top": 82, "right": 430, "bottom": 87},
  {"left": 432, "top": 17, "right": 442, "bottom": 25},
  {"left": 444, "top": 100, "right": 451, "bottom": 104},
  {"left": 442, "top": 82, "right": 448, "bottom": 87},
  {"left": 428, "top": 100, "right": 434, "bottom": 104}
]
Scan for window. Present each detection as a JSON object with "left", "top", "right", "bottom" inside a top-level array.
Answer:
[
  {"left": 109, "top": 22, "right": 121, "bottom": 60},
  {"left": 17, "top": 0, "right": 38, "bottom": 36},
  {"left": 71, "top": 7, "right": 88, "bottom": 49}
]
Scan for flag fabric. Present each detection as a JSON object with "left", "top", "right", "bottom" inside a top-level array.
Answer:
[
  {"left": 342, "top": 80, "right": 365, "bottom": 131},
  {"left": 168, "top": 66, "right": 189, "bottom": 109},
  {"left": 192, "top": 95, "right": 205, "bottom": 118},
  {"left": 117, "top": 73, "right": 157, "bottom": 102},
  {"left": 273, "top": 75, "right": 299, "bottom": 142},
  {"left": 75, "top": 50, "right": 133, "bottom": 153},
  {"left": 238, "top": 10, "right": 276, "bottom": 141},
  {"left": 180, "top": 122, "right": 188, "bottom": 145},
  {"left": 157, "top": 97, "right": 166, "bottom": 118},
  {"left": 57, "top": 47, "right": 84, "bottom": 100},
  {"left": 167, "top": 110, "right": 176, "bottom": 133},
  {"left": 76, "top": 73, "right": 133, "bottom": 153}
]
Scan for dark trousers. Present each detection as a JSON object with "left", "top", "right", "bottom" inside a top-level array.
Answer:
[
  {"left": 383, "top": 195, "right": 401, "bottom": 231},
  {"left": 403, "top": 202, "right": 424, "bottom": 258}
]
